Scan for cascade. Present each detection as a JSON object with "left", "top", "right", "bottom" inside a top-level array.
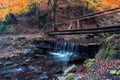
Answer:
[{"left": 37, "top": 40, "right": 99, "bottom": 62}]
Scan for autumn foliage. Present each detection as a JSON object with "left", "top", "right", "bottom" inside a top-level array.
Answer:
[
  {"left": 85, "top": 0, "right": 120, "bottom": 11},
  {"left": 0, "top": 0, "right": 48, "bottom": 21},
  {"left": 0, "top": 0, "right": 120, "bottom": 21}
]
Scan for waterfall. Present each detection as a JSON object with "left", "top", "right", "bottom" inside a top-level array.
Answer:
[
  {"left": 38, "top": 40, "right": 99, "bottom": 62},
  {"left": 47, "top": 40, "right": 86, "bottom": 62}
]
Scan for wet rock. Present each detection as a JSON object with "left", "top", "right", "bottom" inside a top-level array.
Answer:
[
  {"left": 0, "top": 67, "right": 26, "bottom": 75},
  {"left": 28, "top": 66, "right": 39, "bottom": 73},
  {"left": 24, "top": 58, "right": 31, "bottom": 62},
  {"left": 23, "top": 49, "right": 32, "bottom": 55},
  {"left": 4, "top": 62, "right": 13, "bottom": 66},
  {"left": 38, "top": 74, "right": 48, "bottom": 80},
  {"left": 0, "top": 61, "right": 3, "bottom": 64},
  {"left": 63, "top": 64, "right": 76, "bottom": 76},
  {"left": 58, "top": 76, "right": 66, "bottom": 80},
  {"left": 5, "top": 74, "right": 13, "bottom": 79},
  {"left": 50, "top": 68, "right": 63, "bottom": 74}
]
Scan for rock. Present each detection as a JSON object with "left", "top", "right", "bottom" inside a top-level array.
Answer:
[
  {"left": 86, "top": 34, "right": 95, "bottom": 39},
  {"left": 63, "top": 64, "right": 76, "bottom": 76},
  {"left": 15, "top": 36, "right": 26, "bottom": 41},
  {"left": 0, "top": 67, "right": 25, "bottom": 75},
  {"left": 13, "top": 51, "right": 23, "bottom": 55},
  {"left": 58, "top": 76, "right": 66, "bottom": 80},
  {"left": 65, "top": 73, "right": 74, "bottom": 80},
  {"left": 28, "top": 66, "right": 39, "bottom": 73},
  {"left": 66, "top": 73, "right": 81, "bottom": 80},
  {"left": 32, "top": 36, "right": 44, "bottom": 42},
  {"left": 72, "top": 35, "right": 79, "bottom": 40},
  {"left": 84, "top": 59, "right": 95, "bottom": 67},
  {"left": 64, "top": 38, "right": 69, "bottom": 41},
  {"left": 4, "top": 62, "right": 13, "bottom": 66},
  {"left": 23, "top": 49, "right": 32, "bottom": 55},
  {"left": 116, "top": 70, "right": 120, "bottom": 76},
  {"left": 110, "top": 70, "right": 117, "bottom": 75}
]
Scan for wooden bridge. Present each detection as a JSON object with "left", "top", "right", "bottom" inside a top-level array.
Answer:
[{"left": 44, "top": 7, "right": 120, "bottom": 35}]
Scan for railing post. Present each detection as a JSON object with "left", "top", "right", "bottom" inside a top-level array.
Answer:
[{"left": 77, "top": 19, "right": 80, "bottom": 29}]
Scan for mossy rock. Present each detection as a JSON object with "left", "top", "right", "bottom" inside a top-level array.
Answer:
[
  {"left": 13, "top": 36, "right": 27, "bottom": 48},
  {"left": 116, "top": 70, "right": 120, "bottom": 76},
  {"left": 66, "top": 73, "right": 74, "bottom": 80},
  {"left": 32, "top": 36, "right": 44, "bottom": 42},
  {"left": 110, "top": 70, "right": 120, "bottom": 76},
  {"left": 95, "top": 34, "right": 120, "bottom": 60},
  {"left": 15, "top": 36, "right": 26, "bottom": 41},
  {"left": 110, "top": 70, "right": 117, "bottom": 75},
  {"left": 84, "top": 59, "right": 95, "bottom": 67}
]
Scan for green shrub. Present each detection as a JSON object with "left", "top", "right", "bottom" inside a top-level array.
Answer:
[{"left": 0, "top": 23, "right": 14, "bottom": 34}]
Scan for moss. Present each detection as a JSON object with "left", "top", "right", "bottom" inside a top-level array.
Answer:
[
  {"left": 110, "top": 70, "right": 120, "bottom": 76},
  {"left": 84, "top": 59, "right": 95, "bottom": 67},
  {"left": 32, "top": 36, "right": 44, "bottom": 42},
  {"left": 15, "top": 36, "right": 26, "bottom": 41},
  {"left": 95, "top": 34, "right": 120, "bottom": 60},
  {"left": 116, "top": 70, "right": 120, "bottom": 76},
  {"left": 110, "top": 70, "right": 117, "bottom": 75}
]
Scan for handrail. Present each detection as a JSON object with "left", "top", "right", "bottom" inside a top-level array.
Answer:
[
  {"left": 45, "top": 7, "right": 120, "bottom": 25},
  {"left": 45, "top": 25, "right": 120, "bottom": 35}
]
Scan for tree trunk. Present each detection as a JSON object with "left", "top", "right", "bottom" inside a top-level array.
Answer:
[{"left": 52, "top": 0, "right": 58, "bottom": 31}]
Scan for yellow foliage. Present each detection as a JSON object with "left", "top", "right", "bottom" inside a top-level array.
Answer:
[
  {"left": 0, "top": 0, "right": 48, "bottom": 21},
  {"left": 85, "top": 0, "right": 120, "bottom": 10}
]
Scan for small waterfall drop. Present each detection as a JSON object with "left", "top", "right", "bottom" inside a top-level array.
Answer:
[
  {"left": 37, "top": 40, "right": 99, "bottom": 62},
  {"left": 48, "top": 40, "right": 86, "bottom": 62}
]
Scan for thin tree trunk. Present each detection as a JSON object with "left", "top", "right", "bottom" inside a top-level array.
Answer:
[{"left": 52, "top": 0, "right": 58, "bottom": 31}]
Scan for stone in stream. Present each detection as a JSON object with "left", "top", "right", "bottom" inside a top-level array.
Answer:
[
  {"left": 28, "top": 66, "right": 40, "bottom": 73},
  {"left": 24, "top": 49, "right": 32, "bottom": 55},
  {"left": 58, "top": 76, "right": 66, "bottom": 80},
  {"left": 0, "top": 67, "right": 26, "bottom": 75},
  {"left": 63, "top": 64, "right": 76, "bottom": 76}
]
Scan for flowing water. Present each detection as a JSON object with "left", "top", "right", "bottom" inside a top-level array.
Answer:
[{"left": 38, "top": 40, "right": 99, "bottom": 62}]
